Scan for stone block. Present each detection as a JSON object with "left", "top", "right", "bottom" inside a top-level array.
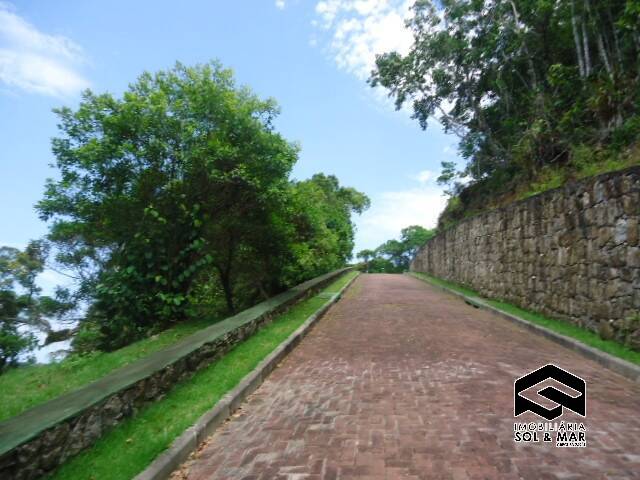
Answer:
[{"left": 628, "top": 247, "right": 640, "bottom": 268}]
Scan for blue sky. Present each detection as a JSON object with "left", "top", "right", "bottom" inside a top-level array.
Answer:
[{"left": 0, "top": 0, "right": 459, "bottom": 284}]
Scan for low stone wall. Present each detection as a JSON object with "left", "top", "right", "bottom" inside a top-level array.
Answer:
[
  {"left": 411, "top": 167, "right": 640, "bottom": 346},
  {"left": 0, "top": 268, "right": 350, "bottom": 480}
]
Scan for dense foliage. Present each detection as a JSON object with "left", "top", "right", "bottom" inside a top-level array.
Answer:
[
  {"left": 357, "top": 225, "right": 435, "bottom": 273},
  {"left": 371, "top": 0, "right": 640, "bottom": 225},
  {"left": 284, "top": 174, "right": 370, "bottom": 283},
  {"left": 35, "top": 62, "right": 368, "bottom": 352}
]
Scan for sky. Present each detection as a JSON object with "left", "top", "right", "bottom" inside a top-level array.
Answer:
[{"left": 0, "top": 0, "right": 459, "bottom": 292}]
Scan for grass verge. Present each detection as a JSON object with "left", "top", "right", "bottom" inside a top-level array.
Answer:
[
  {"left": 48, "top": 270, "right": 358, "bottom": 480},
  {"left": 0, "top": 318, "right": 216, "bottom": 422},
  {"left": 410, "top": 272, "right": 640, "bottom": 366}
]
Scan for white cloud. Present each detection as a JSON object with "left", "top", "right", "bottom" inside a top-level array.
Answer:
[
  {"left": 354, "top": 182, "right": 446, "bottom": 252},
  {"left": 275, "top": 0, "right": 286, "bottom": 9},
  {"left": 313, "top": 0, "right": 414, "bottom": 81},
  {"left": 310, "top": 2, "right": 456, "bottom": 254},
  {"left": 0, "top": 2, "right": 89, "bottom": 97},
  {"left": 411, "top": 169, "right": 433, "bottom": 184}
]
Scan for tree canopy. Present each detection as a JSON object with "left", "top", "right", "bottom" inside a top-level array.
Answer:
[
  {"left": 371, "top": 0, "right": 640, "bottom": 224},
  {"left": 34, "top": 62, "right": 369, "bottom": 352}
]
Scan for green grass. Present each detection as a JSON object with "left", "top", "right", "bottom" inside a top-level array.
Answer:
[
  {"left": 410, "top": 272, "right": 640, "bottom": 366},
  {"left": 49, "top": 271, "right": 358, "bottom": 480},
  {"left": 439, "top": 146, "right": 639, "bottom": 229},
  {"left": 521, "top": 146, "right": 638, "bottom": 200},
  {"left": 0, "top": 318, "right": 216, "bottom": 422}
]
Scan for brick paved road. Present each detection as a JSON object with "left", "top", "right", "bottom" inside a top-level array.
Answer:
[{"left": 173, "top": 274, "right": 640, "bottom": 480}]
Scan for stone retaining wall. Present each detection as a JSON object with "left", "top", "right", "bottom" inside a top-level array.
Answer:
[
  {"left": 0, "top": 268, "right": 350, "bottom": 480},
  {"left": 411, "top": 167, "right": 640, "bottom": 347}
]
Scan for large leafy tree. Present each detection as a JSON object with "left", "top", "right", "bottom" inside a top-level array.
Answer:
[
  {"left": 38, "top": 62, "right": 370, "bottom": 351},
  {"left": 37, "top": 62, "right": 299, "bottom": 350}
]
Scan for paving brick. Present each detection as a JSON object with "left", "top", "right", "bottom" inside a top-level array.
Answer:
[{"left": 174, "top": 274, "right": 640, "bottom": 479}]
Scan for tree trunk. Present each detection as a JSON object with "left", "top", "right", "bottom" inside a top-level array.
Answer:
[
  {"left": 634, "top": 32, "right": 640, "bottom": 78},
  {"left": 606, "top": 5, "right": 623, "bottom": 69},
  {"left": 584, "top": 0, "right": 613, "bottom": 78},
  {"left": 582, "top": 17, "right": 592, "bottom": 75},
  {"left": 257, "top": 281, "right": 270, "bottom": 301},
  {"left": 596, "top": 31, "right": 613, "bottom": 77},
  {"left": 509, "top": 0, "right": 539, "bottom": 90},
  {"left": 571, "top": 0, "right": 586, "bottom": 77},
  {"left": 219, "top": 270, "right": 235, "bottom": 314},
  {"left": 216, "top": 237, "right": 238, "bottom": 314}
]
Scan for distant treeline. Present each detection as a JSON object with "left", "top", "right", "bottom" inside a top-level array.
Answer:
[
  {"left": 357, "top": 225, "right": 435, "bottom": 273},
  {"left": 0, "top": 62, "right": 369, "bottom": 369}
]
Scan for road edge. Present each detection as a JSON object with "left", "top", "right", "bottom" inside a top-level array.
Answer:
[
  {"left": 408, "top": 272, "right": 640, "bottom": 383},
  {"left": 134, "top": 272, "right": 360, "bottom": 480}
]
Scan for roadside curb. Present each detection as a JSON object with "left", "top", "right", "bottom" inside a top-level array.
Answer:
[
  {"left": 408, "top": 273, "right": 640, "bottom": 383},
  {"left": 134, "top": 272, "right": 360, "bottom": 480}
]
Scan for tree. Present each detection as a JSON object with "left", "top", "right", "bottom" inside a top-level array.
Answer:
[
  {"left": 371, "top": 0, "right": 640, "bottom": 221},
  {"left": 367, "top": 256, "right": 398, "bottom": 273},
  {"left": 357, "top": 249, "right": 376, "bottom": 272},
  {"left": 377, "top": 239, "right": 407, "bottom": 271},
  {"left": 359, "top": 225, "right": 436, "bottom": 273},
  {"left": 0, "top": 242, "right": 72, "bottom": 370},
  {"left": 37, "top": 62, "right": 299, "bottom": 350},
  {"left": 37, "top": 62, "right": 370, "bottom": 351},
  {"left": 400, "top": 225, "right": 435, "bottom": 261},
  {"left": 282, "top": 174, "right": 370, "bottom": 284}
]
